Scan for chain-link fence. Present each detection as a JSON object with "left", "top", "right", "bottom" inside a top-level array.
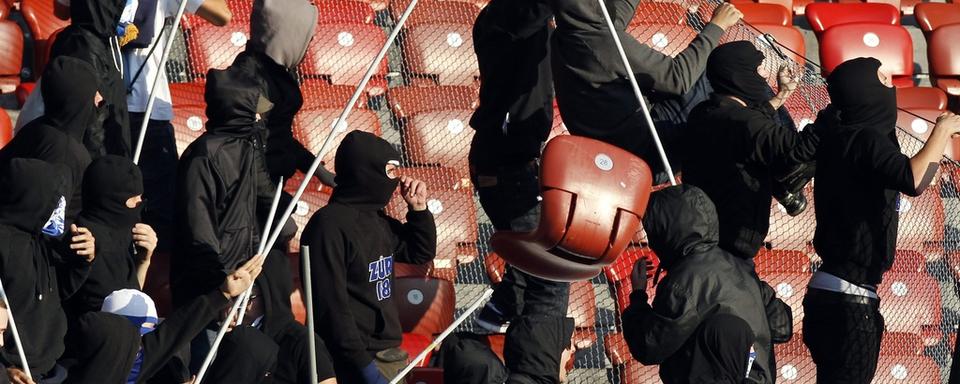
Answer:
[{"left": 163, "top": 0, "right": 959, "bottom": 382}]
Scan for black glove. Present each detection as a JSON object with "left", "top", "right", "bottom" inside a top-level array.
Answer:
[{"left": 631, "top": 258, "right": 651, "bottom": 293}]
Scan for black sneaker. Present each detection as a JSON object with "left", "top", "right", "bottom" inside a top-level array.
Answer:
[{"left": 474, "top": 302, "right": 510, "bottom": 334}]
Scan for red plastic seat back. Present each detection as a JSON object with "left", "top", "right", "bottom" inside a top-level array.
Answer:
[
  {"left": 301, "top": 23, "right": 387, "bottom": 85},
  {"left": 317, "top": 0, "right": 377, "bottom": 24},
  {"left": 895, "top": 192, "right": 945, "bottom": 260},
  {"left": 805, "top": 3, "right": 899, "bottom": 35},
  {"left": 627, "top": 23, "right": 697, "bottom": 58},
  {"left": 753, "top": 25, "right": 806, "bottom": 67},
  {"left": 294, "top": 107, "right": 382, "bottom": 170},
  {"left": 819, "top": 23, "right": 913, "bottom": 81},
  {"left": 171, "top": 104, "right": 208, "bottom": 156},
  {"left": 394, "top": 277, "right": 455, "bottom": 335},
  {"left": 492, "top": 135, "right": 652, "bottom": 281},
  {"left": 0, "top": 20, "right": 22, "bottom": 88},
  {"left": 0, "top": 108, "right": 12, "bottom": 148},
  {"left": 404, "top": 21, "right": 478, "bottom": 85},
  {"left": 878, "top": 272, "right": 942, "bottom": 335},
  {"left": 629, "top": 2, "right": 689, "bottom": 26},
  {"left": 929, "top": 24, "right": 960, "bottom": 78},
  {"left": 186, "top": 23, "right": 249, "bottom": 75},
  {"left": 737, "top": 3, "right": 792, "bottom": 26},
  {"left": 914, "top": 3, "right": 960, "bottom": 33},
  {"left": 21, "top": 0, "right": 69, "bottom": 77}
]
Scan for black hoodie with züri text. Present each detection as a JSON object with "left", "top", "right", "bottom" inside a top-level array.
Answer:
[{"left": 303, "top": 131, "right": 437, "bottom": 379}]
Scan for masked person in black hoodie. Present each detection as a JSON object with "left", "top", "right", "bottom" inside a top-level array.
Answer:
[
  {"left": 303, "top": 131, "right": 437, "bottom": 383},
  {"left": 803, "top": 58, "right": 960, "bottom": 384},
  {"left": 622, "top": 185, "right": 793, "bottom": 384},
  {"left": 17, "top": 0, "right": 130, "bottom": 158},
  {"left": 0, "top": 158, "right": 94, "bottom": 383},
  {"left": 224, "top": 0, "right": 336, "bottom": 187},
  {"left": 683, "top": 41, "right": 817, "bottom": 261},
  {"left": 550, "top": 0, "right": 741, "bottom": 181},
  {"left": 441, "top": 316, "right": 575, "bottom": 384},
  {"left": 468, "top": 0, "right": 571, "bottom": 338}
]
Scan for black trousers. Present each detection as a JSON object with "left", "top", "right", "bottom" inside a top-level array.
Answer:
[
  {"left": 802, "top": 288, "right": 884, "bottom": 384},
  {"left": 472, "top": 160, "right": 570, "bottom": 318},
  {"left": 661, "top": 314, "right": 755, "bottom": 384}
]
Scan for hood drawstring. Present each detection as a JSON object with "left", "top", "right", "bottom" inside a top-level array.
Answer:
[{"left": 111, "top": 36, "right": 124, "bottom": 77}]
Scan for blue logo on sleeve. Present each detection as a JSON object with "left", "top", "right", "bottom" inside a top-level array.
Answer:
[{"left": 368, "top": 256, "right": 394, "bottom": 301}]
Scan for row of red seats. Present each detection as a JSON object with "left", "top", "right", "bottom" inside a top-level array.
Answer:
[{"left": 731, "top": 0, "right": 955, "bottom": 16}]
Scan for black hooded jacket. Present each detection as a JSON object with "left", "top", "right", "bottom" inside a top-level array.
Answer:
[
  {"left": 468, "top": 0, "right": 553, "bottom": 173},
  {"left": 49, "top": 0, "right": 131, "bottom": 158},
  {"left": 683, "top": 42, "right": 819, "bottom": 259},
  {"left": 622, "top": 185, "right": 776, "bottom": 383},
  {"left": 303, "top": 131, "right": 436, "bottom": 379},
  {"left": 0, "top": 158, "right": 90, "bottom": 375},
  {"left": 813, "top": 58, "right": 918, "bottom": 286},
  {"left": 550, "top": 0, "right": 723, "bottom": 169},
  {"left": 66, "top": 155, "right": 144, "bottom": 317},
  {"left": 172, "top": 68, "right": 275, "bottom": 305}
]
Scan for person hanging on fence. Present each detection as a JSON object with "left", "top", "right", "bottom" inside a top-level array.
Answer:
[
  {"left": 440, "top": 315, "right": 576, "bottom": 384},
  {"left": 803, "top": 57, "right": 960, "bottom": 384},
  {"left": 302, "top": 131, "right": 436, "bottom": 384},
  {"left": 468, "top": 0, "right": 571, "bottom": 340},
  {"left": 0, "top": 158, "right": 95, "bottom": 383},
  {"left": 226, "top": 0, "right": 337, "bottom": 188},
  {"left": 173, "top": 67, "right": 332, "bottom": 384},
  {"left": 18, "top": 0, "right": 133, "bottom": 158},
  {"left": 683, "top": 40, "right": 817, "bottom": 261},
  {"left": 622, "top": 185, "right": 792, "bottom": 384},
  {"left": 549, "top": 0, "right": 742, "bottom": 182},
  {"left": 122, "top": 0, "right": 232, "bottom": 262}
]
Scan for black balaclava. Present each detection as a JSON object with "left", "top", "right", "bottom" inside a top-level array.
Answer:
[
  {"left": 204, "top": 68, "right": 264, "bottom": 136},
  {"left": 826, "top": 57, "right": 898, "bottom": 136},
  {"left": 706, "top": 41, "right": 772, "bottom": 107},
  {"left": 70, "top": 0, "right": 126, "bottom": 38},
  {"left": 80, "top": 155, "right": 144, "bottom": 231},
  {"left": 39, "top": 56, "right": 99, "bottom": 143},
  {"left": 0, "top": 158, "right": 72, "bottom": 235},
  {"left": 330, "top": 131, "right": 401, "bottom": 211},
  {"left": 641, "top": 185, "right": 720, "bottom": 270}
]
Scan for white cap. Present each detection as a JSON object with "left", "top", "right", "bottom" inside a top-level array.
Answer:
[{"left": 101, "top": 289, "right": 158, "bottom": 322}]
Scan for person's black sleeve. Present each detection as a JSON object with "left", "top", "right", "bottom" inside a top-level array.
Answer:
[
  {"left": 743, "top": 106, "right": 820, "bottom": 168},
  {"left": 136, "top": 289, "right": 230, "bottom": 383},
  {"left": 388, "top": 209, "right": 437, "bottom": 265},
  {"left": 623, "top": 23, "right": 724, "bottom": 96},
  {"left": 757, "top": 279, "right": 792, "bottom": 344},
  {"left": 306, "top": 219, "right": 374, "bottom": 374},
  {"left": 853, "top": 131, "right": 919, "bottom": 196},
  {"left": 504, "top": 316, "right": 574, "bottom": 384},
  {"left": 52, "top": 245, "right": 93, "bottom": 300},
  {"left": 178, "top": 157, "right": 228, "bottom": 273},
  {"left": 621, "top": 279, "right": 705, "bottom": 365}
]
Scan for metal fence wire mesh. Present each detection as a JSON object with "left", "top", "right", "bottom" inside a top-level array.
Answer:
[{"left": 161, "top": 0, "right": 960, "bottom": 382}]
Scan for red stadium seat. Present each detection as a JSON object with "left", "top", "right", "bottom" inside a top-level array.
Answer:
[
  {"left": 629, "top": 2, "right": 690, "bottom": 26},
  {"left": 484, "top": 252, "right": 506, "bottom": 285},
  {"left": 395, "top": 276, "right": 456, "bottom": 335},
  {"left": 891, "top": 250, "right": 926, "bottom": 274},
  {"left": 20, "top": 0, "right": 69, "bottom": 77},
  {"left": 284, "top": 175, "right": 331, "bottom": 253},
  {"left": 388, "top": 85, "right": 476, "bottom": 175},
  {"left": 764, "top": 186, "right": 815, "bottom": 251},
  {"left": 399, "top": 333, "right": 434, "bottom": 367},
  {"left": 300, "top": 23, "right": 388, "bottom": 87},
  {"left": 569, "top": 281, "right": 598, "bottom": 349},
  {"left": 549, "top": 106, "right": 570, "bottom": 140},
  {"left": 626, "top": 23, "right": 698, "bottom": 58},
  {"left": 300, "top": 80, "right": 361, "bottom": 109},
  {"left": 737, "top": 3, "right": 792, "bottom": 26},
  {"left": 316, "top": 0, "right": 377, "bottom": 24},
  {"left": 772, "top": 343, "right": 816, "bottom": 382},
  {"left": 755, "top": 249, "right": 811, "bottom": 274},
  {"left": 604, "top": 333, "right": 664, "bottom": 384},
  {"left": 874, "top": 355, "right": 940, "bottom": 382},
  {"left": 928, "top": 24, "right": 960, "bottom": 97},
  {"left": 403, "top": 20, "right": 478, "bottom": 85},
  {"left": 386, "top": 167, "right": 477, "bottom": 277},
  {"left": 185, "top": 22, "right": 249, "bottom": 75},
  {"left": 0, "top": 1, "right": 8, "bottom": 20},
  {"left": 878, "top": 272, "right": 942, "bottom": 335},
  {"left": 293, "top": 107, "right": 382, "bottom": 172},
  {"left": 914, "top": 3, "right": 960, "bottom": 33},
  {"left": 896, "top": 87, "right": 948, "bottom": 110},
  {"left": 895, "top": 192, "right": 945, "bottom": 261},
  {"left": 171, "top": 104, "right": 208, "bottom": 156},
  {"left": 0, "top": 20, "right": 22, "bottom": 93},
  {"left": 761, "top": 272, "right": 809, "bottom": 328},
  {"left": 0, "top": 108, "right": 11, "bottom": 148},
  {"left": 388, "top": 85, "right": 477, "bottom": 117},
  {"left": 896, "top": 109, "right": 960, "bottom": 160},
  {"left": 395, "top": 0, "right": 481, "bottom": 25},
  {"left": 805, "top": 3, "right": 899, "bottom": 36},
  {"left": 169, "top": 81, "right": 206, "bottom": 107},
  {"left": 751, "top": 24, "right": 806, "bottom": 67},
  {"left": 491, "top": 135, "right": 653, "bottom": 282}
]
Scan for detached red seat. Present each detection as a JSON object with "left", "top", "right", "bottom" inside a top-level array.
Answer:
[
  {"left": 914, "top": 3, "right": 960, "bottom": 33},
  {"left": 928, "top": 24, "right": 960, "bottom": 98},
  {"left": 819, "top": 23, "right": 947, "bottom": 110},
  {"left": 171, "top": 104, "right": 208, "bottom": 156},
  {"left": 395, "top": 276, "right": 455, "bottom": 367},
  {"left": 492, "top": 135, "right": 653, "bottom": 282},
  {"left": 20, "top": 0, "right": 69, "bottom": 77},
  {"left": 627, "top": 24, "right": 697, "bottom": 58},
  {"left": 386, "top": 167, "right": 477, "bottom": 281},
  {"left": 805, "top": 3, "right": 899, "bottom": 36},
  {"left": 0, "top": 20, "right": 22, "bottom": 93}
]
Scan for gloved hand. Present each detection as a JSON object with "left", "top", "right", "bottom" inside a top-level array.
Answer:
[
  {"left": 361, "top": 361, "right": 389, "bottom": 384},
  {"left": 630, "top": 258, "right": 655, "bottom": 293}
]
